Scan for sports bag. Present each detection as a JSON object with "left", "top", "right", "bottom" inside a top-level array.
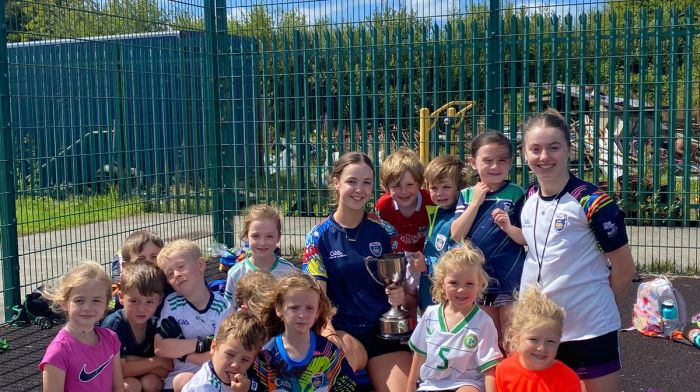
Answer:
[{"left": 632, "top": 276, "right": 688, "bottom": 337}]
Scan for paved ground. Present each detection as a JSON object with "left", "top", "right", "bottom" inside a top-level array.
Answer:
[{"left": 0, "top": 272, "right": 697, "bottom": 392}]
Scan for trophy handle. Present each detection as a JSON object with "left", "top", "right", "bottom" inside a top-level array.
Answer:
[{"left": 364, "top": 256, "right": 384, "bottom": 286}]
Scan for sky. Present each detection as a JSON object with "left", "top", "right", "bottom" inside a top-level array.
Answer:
[{"left": 223, "top": 0, "right": 609, "bottom": 25}]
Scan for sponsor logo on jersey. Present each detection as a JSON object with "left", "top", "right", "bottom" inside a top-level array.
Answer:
[
  {"left": 435, "top": 234, "right": 447, "bottom": 251},
  {"left": 369, "top": 242, "right": 383, "bottom": 257},
  {"left": 78, "top": 354, "right": 113, "bottom": 382},
  {"left": 603, "top": 221, "right": 618, "bottom": 237},
  {"left": 328, "top": 250, "right": 346, "bottom": 260},
  {"left": 554, "top": 213, "right": 567, "bottom": 232},
  {"left": 178, "top": 319, "right": 190, "bottom": 326},
  {"left": 463, "top": 333, "right": 478, "bottom": 349}
]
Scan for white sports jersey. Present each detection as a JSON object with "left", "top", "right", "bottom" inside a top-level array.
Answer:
[
  {"left": 182, "top": 361, "right": 231, "bottom": 392},
  {"left": 223, "top": 256, "right": 297, "bottom": 302},
  {"left": 520, "top": 176, "right": 628, "bottom": 341},
  {"left": 409, "top": 304, "right": 502, "bottom": 391},
  {"left": 158, "top": 291, "right": 229, "bottom": 389}
]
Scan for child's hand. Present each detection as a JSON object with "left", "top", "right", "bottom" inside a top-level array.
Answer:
[
  {"left": 386, "top": 285, "right": 405, "bottom": 307},
  {"left": 491, "top": 208, "right": 511, "bottom": 231},
  {"left": 230, "top": 373, "right": 251, "bottom": 392},
  {"left": 472, "top": 182, "right": 490, "bottom": 206}
]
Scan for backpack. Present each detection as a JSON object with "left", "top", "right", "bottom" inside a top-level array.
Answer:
[
  {"left": 9, "top": 286, "right": 65, "bottom": 329},
  {"left": 632, "top": 276, "right": 688, "bottom": 337}
]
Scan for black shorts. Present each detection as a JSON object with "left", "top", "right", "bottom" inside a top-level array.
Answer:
[
  {"left": 556, "top": 330, "right": 621, "bottom": 380},
  {"left": 354, "top": 326, "right": 411, "bottom": 359}
]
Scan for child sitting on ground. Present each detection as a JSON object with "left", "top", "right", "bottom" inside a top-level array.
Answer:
[
  {"left": 154, "top": 239, "right": 229, "bottom": 392},
  {"left": 40, "top": 261, "right": 123, "bottom": 391},
  {"left": 102, "top": 261, "right": 173, "bottom": 392},
  {"left": 111, "top": 230, "right": 166, "bottom": 311},
  {"left": 223, "top": 204, "right": 297, "bottom": 307},
  {"left": 182, "top": 311, "right": 267, "bottom": 392},
  {"left": 254, "top": 273, "right": 356, "bottom": 391},
  {"left": 496, "top": 287, "right": 581, "bottom": 391},
  {"left": 407, "top": 244, "right": 502, "bottom": 392},
  {"left": 214, "top": 271, "right": 277, "bottom": 336}
]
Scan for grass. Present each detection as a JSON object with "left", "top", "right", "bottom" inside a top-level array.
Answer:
[
  {"left": 636, "top": 259, "right": 699, "bottom": 276},
  {"left": 16, "top": 191, "right": 144, "bottom": 236}
]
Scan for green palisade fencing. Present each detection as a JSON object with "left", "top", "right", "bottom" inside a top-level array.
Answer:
[{"left": 1, "top": 1, "right": 699, "bottom": 320}]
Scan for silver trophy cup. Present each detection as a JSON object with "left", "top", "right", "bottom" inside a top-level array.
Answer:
[{"left": 364, "top": 253, "right": 415, "bottom": 339}]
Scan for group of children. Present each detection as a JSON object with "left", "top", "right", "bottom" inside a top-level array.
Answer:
[{"left": 39, "top": 109, "right": 635, "bottom": 392}]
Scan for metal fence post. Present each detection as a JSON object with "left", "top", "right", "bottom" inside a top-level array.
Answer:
[
  {"left": 0, "top": 0, "right": 21, "bottom": 320},
  {"left": 486, "top": 0, "right": 503, "bottom": 131}
]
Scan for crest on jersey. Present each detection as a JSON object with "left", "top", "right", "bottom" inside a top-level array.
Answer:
[
  {"left": 554, "top": 213, "right": 567, "bottom": 232},
  {"left": 464, "top": 333, "right": 478, "bottom": 349},
  {"left": 369, "top": 242, "right": 383, "bottom": 257},
  {"left": 435, "top": 234, "right": 447, "bottom": 251},
  {"left": 312, "top": 373, "right": 324, "bottom": 389}
]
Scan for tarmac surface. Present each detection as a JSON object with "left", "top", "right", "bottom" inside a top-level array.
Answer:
[{"left": 0, "top": 270, "right": 697, "bottom": 392}]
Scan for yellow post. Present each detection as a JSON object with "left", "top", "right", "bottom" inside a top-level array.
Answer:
[
  {"left": 447, "top": 107, "right": 456, "bottom": 156},
  {"left": 419, "top": 108, "right": 430, "bottom": 166}
]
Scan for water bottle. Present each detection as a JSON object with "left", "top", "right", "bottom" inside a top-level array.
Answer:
[{"left": 661, "top": 299, "right": 678, "bottom": 336}]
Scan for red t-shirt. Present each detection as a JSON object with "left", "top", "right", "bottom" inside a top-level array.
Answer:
[
  {"left": 375, "top": 189, "right": 432, "bottom": 253},
  {"left": 495, "top": 354, "right": 581, "bottom": 392}
]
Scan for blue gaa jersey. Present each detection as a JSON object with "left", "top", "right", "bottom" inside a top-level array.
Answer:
[
  {"left": 520, "top": 175, "right": 628, "bottom": 341},
  {"left": 455, "top": 181, "right": 526, "bottom": 295},
  {"left": 254, "top": 332, "right": 356, "bottom": 392},
  {"left": 302, "top": 213, "right": 398, "bottom": 336},
  {"left": 419, "top": 204, "right": 458, "bottom": 311}
]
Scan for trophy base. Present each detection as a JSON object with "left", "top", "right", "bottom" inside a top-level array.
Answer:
[{"left": 378, "top": 314, "right": 415, "bottom": 340}]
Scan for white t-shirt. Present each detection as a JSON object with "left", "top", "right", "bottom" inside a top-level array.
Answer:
[
  {"left": 182, "top": 361, "right": 231, "bottom": 392},
  {"left": 408, "top": 304, "right": 502, "bottom": 392},
  {"left": 223, "top": 256, "right": 297, "bottom": 303},
  {"left": 158, "top": 291, "right": 229, "bottom": 389},
  {"left": 520, "top": 176, "right": 629, "bottom": 341}
]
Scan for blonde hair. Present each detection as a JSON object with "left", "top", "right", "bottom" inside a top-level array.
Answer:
[
  {"left": 240, "top": 204, "right": 282, "bottom": 241},
  {"left": 431, "top": 243, "right": 490, "bottom": 304},
  {"left": 120, "top": 230, "right": 164, "bottom": 263},
  {"left": 156, "top": 239, "right": 202, "bottom": 270},
  {"left": 43, "top": 261, "right": 112, "bottom": 315},
  {"left": 424, "top": 155, "right": 467, "bottom": 189},
  {"left": 503, "top": 287, "right": 565, "bottom": 354},
  {"left": 216, "top": 311, "right": 267, "bottom": 352},
  {"left": 262, "top": 273, "right": 335, "bottom": 337},
  {"left": 120, "top": 260, "right": 165, "bottom": 297},
  {"left": 379, "top": 148, "right": 424, "bottom": 191},
  {"left": 236, "top": 271, "right": 277, "bottom": 317}
]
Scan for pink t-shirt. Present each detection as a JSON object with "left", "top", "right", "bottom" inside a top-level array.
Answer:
[{"left": 39, "top": 326, "right": 120, "bottom": 391}]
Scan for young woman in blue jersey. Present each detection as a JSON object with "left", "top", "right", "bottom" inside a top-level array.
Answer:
[
  {"left": 254, "top": 273, "right": 355, "bottom": 392},
  {"left": 507, "top": 109, "right": 636, "bottom": 392},
  {"left": 303, "top": 151, "right": 412, "bottom": 392},
  {"left": 450, "top": 131, "right": 527, "bottom": 343}
]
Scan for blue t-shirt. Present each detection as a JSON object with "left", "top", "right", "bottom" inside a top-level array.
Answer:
[
  {"left": 101, "top": 309, "right": 157, "bottom": 358},
  {"left": 253, "top": 332, "right": 356, "bottom": 392},
  {"left": 455, "top": 181, "right": 526, "bottom": 295},
  {"left": 302, "top": 212, "right": 398, "bottom": 336},
  {"left": 419, "top": 204, "right": 458, "bottom": 310}
]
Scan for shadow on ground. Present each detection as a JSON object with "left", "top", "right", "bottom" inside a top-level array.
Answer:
[{"left": 1, "top": 268, "right": 698, "bottom": 392}]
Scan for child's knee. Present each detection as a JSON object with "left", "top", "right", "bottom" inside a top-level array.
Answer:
[
  {"left": 123, "top": 377, "right": 143, "bottom": 392},
  {"left": 139, "top": 373, "right": 164, "bottom": 392},
  {"left": 173, "top": 371, "right": 195, "bottom": 392}
]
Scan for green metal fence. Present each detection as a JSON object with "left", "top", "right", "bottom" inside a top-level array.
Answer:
[{"left": 1, "top": 0, "right": 699, "bottom": 320}]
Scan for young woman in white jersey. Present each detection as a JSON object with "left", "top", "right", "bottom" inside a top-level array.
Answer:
[{"left": 501, "top": 109, "right": 636, "bottom": 392}]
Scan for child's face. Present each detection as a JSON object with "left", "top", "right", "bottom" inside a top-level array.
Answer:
[
  {"left": 247, "top": 218, "right": 280, "bottom": 260},
  {"left": 517, "top": 320, "right": 562, "bottom": 371},
  {"left": 333, "top": 162, "right": 374, "bottom": 211},
  {"left": 211, "top": 338, "right": 257, "bottom": 385},
  {"left": 120, "top": 289, "right": 161, "bottom": 326},
  {"left": 523, "top": 126, "right": 570, "bottom": 186},
  {"left": 442, "top": 267, "right": 480, "bottom": 311},
  {"left": 63, "top": 280, "right": 109, "bottom": 331},
  {"left": 469, "top": 143, "right": 512, "bottom": 190},
  {"left": 130, "top": 241, "right": 162, "bottom": 264},
  {"left": 275, "top": 288, "right": 320, "bottom": 336},
  {"left": 388, "top": 171, "right": 420, "bottom": 214},
  {"left": 428, "top": 178, "right": 459, "bottom": 209},
  {"left": 160, "top": 250, "right": 205, "bottom": 297}
]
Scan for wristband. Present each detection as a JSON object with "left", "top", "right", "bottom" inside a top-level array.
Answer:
[{"left": 195, "top": 336, "right": 213, "bottom": 353}]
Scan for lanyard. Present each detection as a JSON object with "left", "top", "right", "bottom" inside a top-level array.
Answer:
[{"left": 532, "top": 193, "right": 562, "bottom": 286}]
